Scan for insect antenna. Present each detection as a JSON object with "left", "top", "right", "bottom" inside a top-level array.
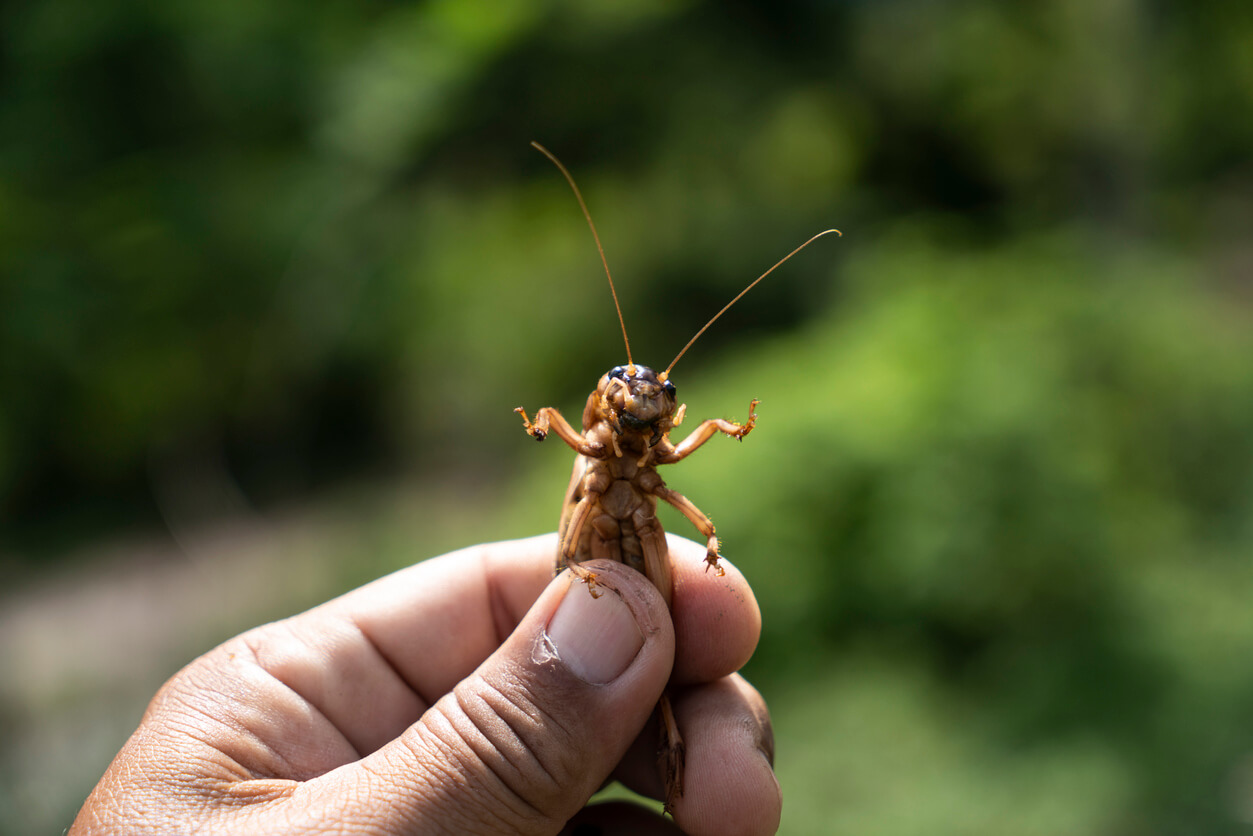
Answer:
[
  {"left": 531, "top": 141, "right": 635, "bottom": 374},
  {"left": 660, "top": 228, "right": 842, "bottom": 382}
]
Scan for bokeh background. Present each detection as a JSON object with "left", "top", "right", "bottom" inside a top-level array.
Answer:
[{"left": 4, "top": 1, "right": 1253, "bottom": 833}]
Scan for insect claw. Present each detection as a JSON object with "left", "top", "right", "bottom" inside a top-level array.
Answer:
[
  {"left": 580, "top": 571, "right": 602, "bottom": 598},
  {"left": 515, "top": 406, "right": 549, "bottom": 441},
  {"left": 568, "top": 561, "right": 601, "bottom": 596}
]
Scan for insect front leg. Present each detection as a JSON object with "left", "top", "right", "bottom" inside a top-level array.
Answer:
[
  {"left": 655, "top": 485, "right": 725, "bottom": 575},
  {"left": 514, "top": 406, "right": 606, "bottom": 457},
  {"left": 657, "top": 398, "right": 758, "bottom": 464}
]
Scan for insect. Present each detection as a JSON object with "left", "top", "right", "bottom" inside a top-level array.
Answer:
[{"left": 515, "top": 142, "right": 838, "bottom": 812}]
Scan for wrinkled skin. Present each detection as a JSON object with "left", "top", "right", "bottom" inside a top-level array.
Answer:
[{"left": 70, "top": 535, "right": 781, "bottom": 836}]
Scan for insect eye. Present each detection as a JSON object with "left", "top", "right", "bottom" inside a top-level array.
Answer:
[
  {"left": 663, "top": 380, "right": 676, "bottom": 398},
  {"left": 608, "top": 366, "right": 630, "bottom": 381}
]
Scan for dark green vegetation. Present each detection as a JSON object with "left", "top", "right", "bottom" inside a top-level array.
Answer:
[{"left": 3, "top": 1, "right": 1253, "bottom": 833}]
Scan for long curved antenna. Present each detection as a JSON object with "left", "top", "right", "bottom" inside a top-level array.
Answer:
[
  {"left": 532, "top": 141, "right": 634, "bottom": 373},
  {"left": 661, "top": 228, "right": 842, "bottom": 381}
]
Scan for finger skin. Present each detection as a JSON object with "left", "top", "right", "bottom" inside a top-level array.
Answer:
[
  {"left": 665, "top": 534, "right": 761, "bottom": 685},
  {"left": 611, "top": 673, "right": 780, "bottom": 836},
  {"left": 70, "top": 535, "right": 773, "bottom": 835},
  {"left": 669, "top": 675, "right": 780, "bottom": 836},
  {"left": 337, "top": 533, "right": 759, "bottom": 694},
  {"left": 276, "top": 533, "right": 761, "bottom": 754},
  {"left": 286, "top": 559, "right": 678, "bottom": 835},
  {"left": 72, "top": 559, "right": 676, "bottom": 835}
]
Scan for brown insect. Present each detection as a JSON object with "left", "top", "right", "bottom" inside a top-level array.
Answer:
[{"left": 515, "top": 142, "right": 838, "bottom": 812}]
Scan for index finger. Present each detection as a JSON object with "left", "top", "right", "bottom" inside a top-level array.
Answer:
[
  {"left": 325, "top": 533, "right": 556, "bottom": 705},
  {"left": 331, "top": 533, "right": 760, "bottom": 701}
]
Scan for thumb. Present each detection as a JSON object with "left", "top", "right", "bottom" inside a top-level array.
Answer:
[{"left": 319, "top": 559, "right": 674, "bottom": 835}]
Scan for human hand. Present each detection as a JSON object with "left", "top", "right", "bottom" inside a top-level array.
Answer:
[{"left": 70, "top": 534, "right": 780, "bottom": 835}]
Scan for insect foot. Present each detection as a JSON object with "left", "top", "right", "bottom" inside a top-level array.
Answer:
[
  {"left": 567, "top": 561, "right": 603, "bottom": 598},
  {"left": 514, "top": 407, "right": 547, "bottom": 441},
  {"left": 733, "top": 398, "right": 760, "bottom": 441},
  {"left": 702, "top": 536, "right": 727, "bottom": 576}
]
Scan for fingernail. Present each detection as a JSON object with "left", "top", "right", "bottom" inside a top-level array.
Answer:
[{"left": 546, "top": 581, "right": 644, "bottom": 684}]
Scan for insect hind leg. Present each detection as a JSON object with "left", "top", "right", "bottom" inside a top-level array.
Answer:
[
  {"left": 632, "top": 507, "right": 673, "bottom": 608},
  {"left": 659, "top": 690, "right": 685, "bottom": 814}
]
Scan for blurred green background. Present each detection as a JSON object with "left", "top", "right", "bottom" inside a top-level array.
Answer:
[{"left": 3, "top": 0, "right": 1253, "bottom": 832}]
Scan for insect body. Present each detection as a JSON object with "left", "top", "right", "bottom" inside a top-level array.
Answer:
[
  {"left": 516, "top": 142, "right": 837, "bottom": 812},
  {"left": 516, "top": 364, "right": 756, "bottom": 603},
  {"left": 515, "top": 363, "right": 754, "bottom": 812}
]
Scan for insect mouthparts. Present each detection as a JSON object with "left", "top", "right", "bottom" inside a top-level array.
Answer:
[{"left": 618, "top": 411, "right": 651, "bottom": 432}]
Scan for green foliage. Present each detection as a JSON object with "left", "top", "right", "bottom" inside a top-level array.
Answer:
[
  {"left": 650, "top": 231, "right": 1253, "bottom": 831},
  {"left": 3, "top": 0, "right": 1253, "bottom": 833}
]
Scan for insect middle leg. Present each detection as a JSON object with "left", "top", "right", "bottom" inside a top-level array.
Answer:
[
  {"left": 655, "top": 486, "right": 725, "bottom": 575},
  {"left": 658, "top": 399, "right": 759, "bottom": 464},
  {"left": 559, "top": 509, "right": 602, "bottom": 596},
  {"left": 558, "top": 474, "right": 612, "bottom": 596}
]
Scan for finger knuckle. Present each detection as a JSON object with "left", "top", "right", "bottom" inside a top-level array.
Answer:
[{"left": 408, "top": 665, "right": 583, "bottom": 832}]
